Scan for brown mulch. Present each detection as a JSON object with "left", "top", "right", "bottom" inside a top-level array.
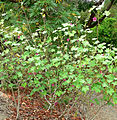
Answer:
[
  {"left": 0, "top": 88, "right": 82, "bottom": 120},
  {"left": 0, "top": 88, "right": 117, "bottom": 120}
]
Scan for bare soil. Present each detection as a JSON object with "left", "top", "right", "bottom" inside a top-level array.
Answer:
[
  {"left": 0, "top": 90, "right": 117, "bottom": 120},
  {"left": 0, "top": 91, "right": 11, "bottom": 120}
]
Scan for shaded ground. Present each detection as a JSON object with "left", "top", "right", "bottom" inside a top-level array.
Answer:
[
  {"left": 0, "top": 90, "right": 117, "bottom": 120},
  {"left": 88, "top": 101, "right": 117, "bottom": 120},
  {"left": 0, "top": 91, "right": 11, "bottom": 120},
  {"left": 94, "top": 105, "right": 117, "bottom": 120},
  {"left": 87, "top": 94, "right": 117, "bottom": 120}
]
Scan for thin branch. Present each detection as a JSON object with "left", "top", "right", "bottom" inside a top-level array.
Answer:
[
  {"left": 16, "top": 85, "right": 20, "bottom": 120},
  {"left": 85, "top": 0, "right": 115, "bottom": 29},
  {"left": 85, "top": 0, "right": 105, "bottom": 29}
]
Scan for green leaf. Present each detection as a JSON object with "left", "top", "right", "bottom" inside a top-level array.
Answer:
[
  {"left": 41, "top": 90, "right": 47, "bottom": 96},
  {"left": 106, "top": 74, "right": 114, "bottom": 83},
  {"left": 55, "top": 91, "right": 63, "bottom": 97},
  {"left": 49, "top": 78, "right": 57, "bottom": 84},
  {"left": 63, "top": 54, "right": 69, "bottom": 60},
  {"left": 79, "top": 79, "right": 85, "bottom": 84},
  {"left": 113, "top": 94, "right": 117, "bottom": 104},
  {"left": 81, "top": 86, "right": 89, "bottom": 93},
  {"left": 107, "top": 88, "right": 114, "bottom": 95},
  {"left": 82, "top": 41, "right": 90, "bottom": 47},
  {"left": 94, "top": 98, "right": 100, "bottom": 105},
  {"left": 21, "top": 82, "right": 27, "bottom": 88},
  {"left": 86, "top": 78, "right": 92, "bottom": 84},
  {"left": 92, "top": 84, "right": 101, "bottom": 93},
  {"left": 46, "top": 37, "right": 52, "bottom": 43},
  {"left": 102, "top": 82, "right": 108, "bottom": 87},
  {"left": 34, "top": 79, "right": 39, "bottom": 84},
  {"left": 17, "top": 72, "right": 23, "bottom": 77},
  {"left": 37, "top": 74, "right": 43, "bottom": 79},
  {"left": 8, "top": 83, "right": 14, "bottom": 88},
  {"left": 13, "top": 75, "right": 17, "bottom": 79},
  {"left": 89, "top": 60, "right": 96, "bottom": 67}
]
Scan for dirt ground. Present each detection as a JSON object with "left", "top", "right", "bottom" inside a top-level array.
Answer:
[
  {"left": 0, "top": 91, "right": 11, "bottom": 120},
  {"left": 0, "top": 91, "right": 117, "bottom": 120},
  {"left": 88, "top": 102, "right": 117, "bottom": 120},
  {"left": 93, "top": 105, "right": 117, "bottom": 120}
]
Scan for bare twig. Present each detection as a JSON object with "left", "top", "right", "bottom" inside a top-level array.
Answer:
[
  {"left": 86, "top": 0, "right": 115, "bottom": 29},
  {"left": 16, "top": 85, "right": 20, "bottom": 120}
]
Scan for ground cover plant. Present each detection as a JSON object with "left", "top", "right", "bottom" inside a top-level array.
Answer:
[{"left": 0, "top": 0, "right": 117, "bottom": 119}]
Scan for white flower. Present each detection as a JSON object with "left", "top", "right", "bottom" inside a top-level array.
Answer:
[
  {"left": 42, "top": 31, "right": 47, "bottom": 34},
  {"left": 62, "top": 23, "right": 69, "bottom": 27},
  {"left": 57, "top": 27, "right": 62, "bottom": 30},
  {"left": 78, "top": 16, "right": 81, "bottom": 19},
  {"left": 52, "top": 30, "right": 58, "bottom": 33},
  {"left": 10, "top": 9, "right": 13, "bottom": 12},
  {"left": 32, "top": 32, "right": 38, "bottom": 37},
  {"left": 42, "top": 9, "right": 44, "bottom": 11},
  {"left": 103, "top": 11, "right": 110, "bottom": 17},
  {"left": 2, "top": 13, "right": 6, "bottom": 16},
  {"left": 94, "top": 41, "right": 100, "bottom": 44},
  {"left": 87, "top": 30, "right": 93, "bottom": 33},
  {"left": 61, "top": 27, "right": 68, "bottom": 31},
  {"left": 96, "top": 1, "right": 104, "bottom": 10},
  {"left": 80, "top": 29, "right": 83, "bottom": 33},
  {"left": 86, "top": 28, "right": 90, "bottom": 31},
  {"left": 89, "top": 5, "right": 96, "bottom": 12},
  {"left": 101, "top": 43, "right": 106, "bottom": 45},
  {"left": 92, "top": 38, "right": 97, "bottom": 41},
  {"left": 21, "top": 2, "right": 23, "bottom": 6},
  {"left": 64, "top": 32, "right": 69, "bottom": 35},
  {"left": 86, "top": 29, "right": 93, "bottom": 33},
  {"left": 113, "top": 47, "right": 117, "bottom": 51},
  {"left": 36, "top": 29, "right": 40, "bottom": 31},
  {"left": 79, "top": 35, "right": 86, "bottom": 41},
  {"left": 22, "top": 42, "right": 26, "bottom": 44},
  {"left": 53, "top": 36, "right": 58, "bottom": 41}
]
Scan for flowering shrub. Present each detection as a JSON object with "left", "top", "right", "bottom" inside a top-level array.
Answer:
[{"left": 0, "top": 17, "right": 117, "bottom": 119}]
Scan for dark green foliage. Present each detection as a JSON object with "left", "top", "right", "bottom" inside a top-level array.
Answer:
[
  {"left": 87, "top": 18, "right": 117, "bottom": 47},
  {"left": 77, "top": 0, "right": 94, "bottom": 12},
  {"left": 1, "top": 0, "right": 80, "bottom": 33}
]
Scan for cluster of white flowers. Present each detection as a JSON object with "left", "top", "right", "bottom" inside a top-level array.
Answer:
[
  {"left": 79, "top": 35, "right": 86, "bottom": 41},
  {"left": 96, "top": 0, "right": 105, "bottom": 10},
  {"left": 13, "top": 27, "right": 22, "bottom": 34},
  {"left": 52, "top": 22, "right": 75, "bottom": 34},
  {"left": 52, "top": 30, "right": 58, "bottom": 33},
  {"left": 53, "top": 36, "right": 58, "bottom": 41},
  {"left": 32, "top": 32, "right": 38, "bottom": 38},
  {"left": 85, "top": 28, "right": 93, "bottom": 33},
  {"left": 89, "top": 0, "right": 105, "bottom": 12},
  {"left": 2, "top": 13, "right": 6, "bottom": 16},
  {"left": 103, "top": 11, "right": 110, "bottom": 17},
  {"left": 42, "top": 31, "right": 47, "bottom": 34},
  {"left": 62, "top": 22, "right": 74, "bottom": 27},
  {"left": 61, "top": 27, "right": 68, "bottom": 31},
  {"left": 89, "top": 5, "right": 97, "bottom": 12}
]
